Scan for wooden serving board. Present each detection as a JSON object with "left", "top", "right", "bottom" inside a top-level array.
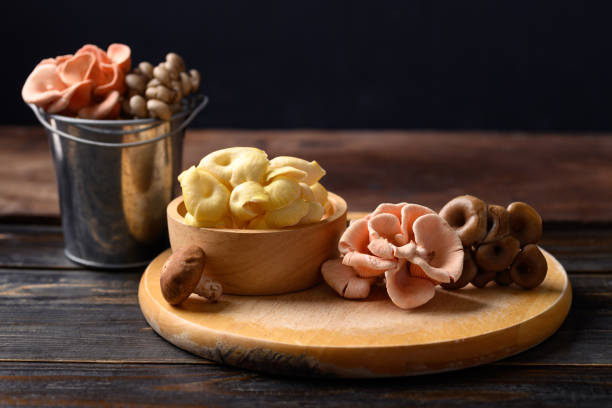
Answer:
[{"left": 138, "top": 248, "right": 571, "bottom": 378}]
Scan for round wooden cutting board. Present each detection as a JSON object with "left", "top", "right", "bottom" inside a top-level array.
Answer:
[{"left": 139, "top": 248, "right": 571, "bottom": 378}]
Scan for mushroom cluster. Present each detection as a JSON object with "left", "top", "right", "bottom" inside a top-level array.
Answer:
[
  {"left": 21, "top": 43, "right": 131, "bottom": 119},
  {"left": 321, "top": 203, "right": 464, "bottom": 309},
  {"left": 439, "top": 195, "right": 546, "bottom": 290},
  {"left": 179, "top": 147, "right": 329, "bottom": 229},
  {"left": 121, "top": 53, "right": 200, "bottom": 120},
  {"left": 160, "top": 245, "right": 222, "bottom": 306}
]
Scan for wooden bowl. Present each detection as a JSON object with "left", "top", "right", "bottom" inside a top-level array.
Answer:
[{"left": 167, "top": 193, "right": 347, "bottom": 295}]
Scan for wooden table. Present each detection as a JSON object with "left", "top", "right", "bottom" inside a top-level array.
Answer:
[{"left": 1, "top": 126, "right": 611, "bottom": 406}]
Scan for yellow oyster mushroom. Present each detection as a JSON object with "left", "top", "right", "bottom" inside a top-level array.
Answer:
[
  {"left": 262, "top": 177, "right": 300, "bottom": 211},
  {"left": 179, "top": 166, "right": 230, "bottom": 222},
  {"left": 198, "top": 147, "right": 269, "bottom": 188},
  {"left": 310, "top": 182, "right": 328, "bottom": 207},
  {"left": 265, "top": 199, "right": 310, "bottom": 228},
  {"left": 299, "top": 182, "right": 315, "bottom": 202},
  {"left": 247, "top": 215, "right": 269, "bottom": 230},
  {"left": 229, "top": 181, "right": 269, "bottom": 222},
  {"left": 264, "top": 166, "right": 307, "bottom": 184},
  {"left": 185, "top": 213, "right": 233, "bottom": 228},
  {"left": 269, "top": 156, "right": 326, "bottom": 185},
  {"left": 299, "top": 201, "right": 325, "bottom": 225}
]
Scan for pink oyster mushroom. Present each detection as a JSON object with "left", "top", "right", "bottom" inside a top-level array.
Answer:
[
  {"left": 321, "top": 203, "right": 464, "bottom": 309},
  {"left": 22, "top": 43, "right": 131, "bottom": 119}
]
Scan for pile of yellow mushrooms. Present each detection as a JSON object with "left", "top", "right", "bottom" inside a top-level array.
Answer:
[{"left": 179, "top": 147, "right": 328, "bottom": 229}]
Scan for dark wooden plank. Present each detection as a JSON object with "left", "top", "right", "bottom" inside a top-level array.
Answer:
[
  {"left": 541, "top": 223, "right": 612, "bottom": 273},
  {"left": 0, "top": 362, "right": 609, "bottom": 408},
  {"left": 2, "top": 126, "right": 612, "bottom": 222},
  {"left": 0, "top": 224, "right": 77, "bottom": 269},
  {"left": 2, "top": 222, "right": 611, "bottom": 272},
  {"left": 0, "top": 266, "right": 610, "bottom": 366}
]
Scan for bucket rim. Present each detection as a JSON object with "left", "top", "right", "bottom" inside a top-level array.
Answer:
[
  {"left": 41, "top": 96, "right": 200, "bottom": 127},
  {"left": 30, "top": 95, "right": 208, "bottom": 148}
]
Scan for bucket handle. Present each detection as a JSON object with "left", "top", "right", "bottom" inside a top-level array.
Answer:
[{"left": 29, "top": 96, "right": 208, "bottom": 148}]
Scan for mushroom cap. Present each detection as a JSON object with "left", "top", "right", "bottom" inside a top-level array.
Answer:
[
  {"left": 474, "top": 235, "right": 521, "bottom": 273},
  {"left": 441, "top": 247, "right": 478, "bottom": 290},
  {"left": 369, "top": 203, "right": 408, "bottom": 223},
  {"left": 408, "top": 214, "right": 464, "bottom": 283},
  {"left": 471, "top": 270, "right": 497, "bottom": 288},
  {"left": 495, "top": 269, "right": 513, "bottom": 286},
  {"left": 57, "top": 53, "right": 95, "bottom": 86},
  {"left": 321, "top": 258, "right": 374, "bottom": 299},
  {"left": 439, "top": 195, "right": 487, "bottom": 247},
  {"left": 78, "top": 90, "right": 120, "bottom": 119},
  {"left": 385, "top": 265, "right": 436, "bottom": 309},
  {"left": 21, "top": 63, "right": 67, "bottom": 106},
  {"left": 368, "top": 213, "right": 403, "bottom": 244},
  {"left": 482, "top": 204, "right": 511, "bottom": 243},
  {"left": 160, "top": 245, "right": 206, "bottom": 305},
  {"left": 107, "top": 43, "right": 131, "bottom": 73},
  {"left": 268, "top": 156, "right": 326, "bottom": 186},
  {"left": 338, "top": 218, "right": 369, "bottom": 255},
  {"left": 199, "top": 147, "right": 269, "bottom": 188},
  {"left": 342, "top": 251, "right": 397, "bottom": 278},
  {"left": 510, "top": 244, "right": 547, "bottom": 289},
  {"left": 507, "top": 201, "right": 543, "bottom": 246},
  {"left": 46, "top": 80, "right": 93, "bottom": 114},
  {"left": 400, "top": 204, "right": 436, "bottom": 243}
]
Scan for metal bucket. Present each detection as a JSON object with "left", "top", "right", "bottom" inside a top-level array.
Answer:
[{"left": 29, "top": 96, "right": 208, "bottom": 269}]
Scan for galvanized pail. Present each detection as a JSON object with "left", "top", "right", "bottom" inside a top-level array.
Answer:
[{"left": 29, "top": 96, "right": 208, "bottom": 269}]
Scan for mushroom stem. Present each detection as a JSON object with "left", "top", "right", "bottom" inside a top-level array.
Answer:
[
  {"left": 393, "top": 242, "right": 416, "bottom": 259},
  {"left": 193, "top": 274, "right": 223, "bottom": 301}
]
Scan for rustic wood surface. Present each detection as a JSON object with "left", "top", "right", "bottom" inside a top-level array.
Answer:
[
  {"left": 139, "top": 248, "right": 571, "bottom": 377},
  {"left": 0, "top": 127, "right": 611, "bottom": 406},
  {"left": 1, "top": 126, "right": 612, "bottom": 221}
]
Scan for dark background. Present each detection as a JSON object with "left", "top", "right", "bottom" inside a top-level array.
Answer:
[{"left": 5, "top": 1, "right": 612, "bottom": 130}]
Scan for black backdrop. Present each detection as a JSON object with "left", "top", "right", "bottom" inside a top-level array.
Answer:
[{"left": 5, "top": 1, "right": 612, "bottom": 130}]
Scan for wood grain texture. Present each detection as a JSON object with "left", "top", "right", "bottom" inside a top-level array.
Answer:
[
  {"left": 0, "top": 362, "right": 610, "bottom": 408},
  {"left": 2, "top": 126, "right": 612, "bottom": 221},
  {"left": 138, "top": 248, "right": 571, "bottom": 377},
  {"left": 167, "top": 194, "right": 346, "bottom": 295},
  {"left": 1, "top": 266, "right": 608, "bottom": 366},
  {"left": 3, "top": 223, "right": 611, "bottom": 273}
]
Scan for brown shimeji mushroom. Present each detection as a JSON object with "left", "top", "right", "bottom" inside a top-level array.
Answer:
[
  {"left": 481, "top": 205, "right": 511, "bottom": 243},
  {"left": 494, "top": 269, "right": 514, "bottom": 286},
  {"left": 474, "top": 235, "right": 521, "bottom": 274},
  {"left": 439, "top": 195, "right": 487, "bottom": 247},
  {"left": 160, "top": 245, "right": 222, "bottom": 306},
  {"left": 510, "top": 244, "right": 547, "bottom": 289},
  {"left": 507, "top": 202, "right": 543, "bottom": 246},
  {"left": 471, "top": 270, "right": 497, "bottom": 288},
  {"left": 441, "top": 247, "right": 478, "bottom": 290}
]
